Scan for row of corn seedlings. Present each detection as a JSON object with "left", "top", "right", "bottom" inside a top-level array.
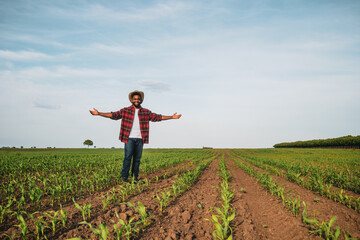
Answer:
[
  {"left": 232, "top": 149, "right": 360, "bottom": 194},
  {"left": 66, "top": 154, "right": 219, "bottom": 240},
  {"left": 231, "top": 150, "right": 360, "bottom": 212},
  {"left": 154, "top": 153, "right": 218, "bottom": 212},
  {"left": 228, "top": 153, "right": 356, "bottom": 240},
  {"left": 2, "top": 175, "right": 159, "bottom": 239},
  {"left": 206, "top": 154, "right": 235, "bottom": 240},
  {"left": 76, "top": 201, "right": 151, "bottom": 240},
  {"left": 0, "top": 172, "right": 171, "bottom": 239},
  {"left": 0, "top": 149, "right": 215, "bottom": 226},
  {"left": 1, "top": 151, "right": 219, "bottom": 239}
]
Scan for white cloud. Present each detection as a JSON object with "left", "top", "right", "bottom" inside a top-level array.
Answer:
[
  {"left": 43, "top": 2, "right": 192, "bottom": 23},
  {"left": 1, "top": 33, "right": 73, "bottom": 49},
  {"left": 33, "top": 101, "right": 61, "bottom": 110},
  {"left": 0, "top": 66, "right": 127, "bottom": 82},
  {"left": 0, "top": 50, "right": 52, "bottom": 61},
  {"left": 92, "top": 44, "right": 150, "bottom": 55},
  {"left": 137, "top": 80, "right": 171, "bottom": 92},
  {"left": 84, "top": 2, "right": 191, "bottom": 22}
]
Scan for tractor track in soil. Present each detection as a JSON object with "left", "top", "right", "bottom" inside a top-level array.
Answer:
[{"left": 229, "top": 152, "right": 360, "bottom": 239}]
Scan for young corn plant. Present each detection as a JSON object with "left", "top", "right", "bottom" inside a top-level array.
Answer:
[
  {"left": 14, "top": 214, "right": 28, "bottom": 240},
  {"left": 2, "top": 233, "right": 16, "bottom": 240},
  {"left": 101, "top": 193, "right": 112, "bottom": 210},
  {"left": 155, "top": 191, "right": 171, "bottom": 212},
  {"left": 17, "top": 196, "right": 26, "bottom": 212},
  {"left": 28, "top": 213, "right": 48, "bottom": 240},
  {"left": 73, "top": 199, "right": 91, "bottom": 221},
  {"left": 80, "top": 221, "right": 110, "bottom": 240},
  {"left": 110, "top": 187, "right": 118, "bottom": 204},
  {"left": 172, "top": 184, "right": 180, "bottom": 198},
  {"left": 114, "top": 212, "right": 140, "bottom": 240},
  {"left": 43, "top": 211, "right": 60, "bottom": 235},
  {"left": 59, "top": 205, "right": 68, "bottom": 228},
  {"left": 123, "top": 201, "right": 151, "bottom": 227},
  {"left": 291, "top": 197, "right": 301, "bottom": 217},
  {"left": 207, "top": 211, "right": 235, "bottom": 240},
  {"left": 302, "top": 202, "right": 341, "bottom": 240},
  {"left": 0, "top": 198, "right": 14, "bottom": 224}
]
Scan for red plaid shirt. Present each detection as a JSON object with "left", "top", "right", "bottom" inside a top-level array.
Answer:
[{"left": 111, "top": 106, "right": 162, "bottom": 144}]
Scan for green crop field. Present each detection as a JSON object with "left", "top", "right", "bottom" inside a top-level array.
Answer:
[{"left": 1, "top": 148, "right": 359, "bottom": 239}]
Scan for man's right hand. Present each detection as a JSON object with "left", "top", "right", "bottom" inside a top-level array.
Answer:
[{"left": 89, "top": 108, "right": 99, "bottom": 115}]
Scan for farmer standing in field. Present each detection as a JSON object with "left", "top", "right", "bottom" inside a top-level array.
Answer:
[{"left": 89, "top": 90, "right": 182, "bottom": 182}]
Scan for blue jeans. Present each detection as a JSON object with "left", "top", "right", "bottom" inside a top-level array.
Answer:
[{"left": 121, "top": 138, "right": 143, "bottom": 180}]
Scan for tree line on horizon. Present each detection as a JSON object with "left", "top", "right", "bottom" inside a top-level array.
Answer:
[{"left": 273, "top": 135, "right": 360, "bottom": 148}]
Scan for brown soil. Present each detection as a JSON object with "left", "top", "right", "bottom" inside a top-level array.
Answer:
[
  {"left": 225, "top": 153, "right": 320, "bottom": 240},
  {"left": 230, "top": 152, "right": 360, "bottom": 239},
  {"left": 0, "top": 158, "right": 196, "bottom": 239},
  {"left": 138, "top": 155, "right": 221, "bottom": 239},
  {"left": 2, "top": 150, "right": 359, "bottom": 240}
]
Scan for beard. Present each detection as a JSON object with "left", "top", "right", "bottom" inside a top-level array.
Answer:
[{"left": 132, "top": 102, "right": 141, "bottom": 108}]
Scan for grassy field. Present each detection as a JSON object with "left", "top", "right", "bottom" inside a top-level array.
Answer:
[{"left": 0, "top": 148, "right": 359, "bottom": 239}]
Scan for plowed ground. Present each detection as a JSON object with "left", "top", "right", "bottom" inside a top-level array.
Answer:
[{"left": 1, "top": 150, "right": 359, "bottom": 239}]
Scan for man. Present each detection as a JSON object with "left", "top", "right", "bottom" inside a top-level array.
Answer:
[{"left": 89, "top": 90, "right": 182, "bottom": 182}]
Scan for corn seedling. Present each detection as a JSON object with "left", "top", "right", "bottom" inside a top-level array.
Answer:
[
  {"left": 80, "top": 221, "right": 110, "bottom": 240},
  {"left": 28, "top": 212, "right": 48, "bottom": 240},
  {"left": 101, "top": 193, "right": 112, "bottom": 210},
  {"left": 155, "top": 191, "right": 171, "bottom": 212},
  {"left": 59, "top": 204, "right": 68, "bottom": 228},
  {"left": 114, "top": 212, "right": 140, "bottom": 240},
  {"left": 302, "top": 202, "right": 341, "bottom": 240},
  {"left": 0, "top": 199, "right": 14, "bottom": 224},
  {"left": 123, "top": 201, "right": 151, "bottom": 227},
  {"left": 73, "top": 198, "right": 91, "bottom": 221},
  {"left": 43, "top": 211, "right": 60, "bottom": 234},
  {"left": 14, "top": 214, "right": 28, "bottom": 240},
  {"left": 2, "top": 233, "right": 16, "bottom": 240}
]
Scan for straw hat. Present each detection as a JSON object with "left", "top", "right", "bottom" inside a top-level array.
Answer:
[{"left": 128, "top": 90, "right": 144, "bottom": 103}]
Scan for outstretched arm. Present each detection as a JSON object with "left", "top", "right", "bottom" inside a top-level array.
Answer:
[
  {"left": 89, "top": 108, "right": 113, "bottom": 118},
  {"left": 161, "top": 112, "right": 182, "bottom": 120}
]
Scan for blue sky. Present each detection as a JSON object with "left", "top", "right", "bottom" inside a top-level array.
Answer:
[{"left": 0, "top": 0, "right": 359, "bottom": 148}]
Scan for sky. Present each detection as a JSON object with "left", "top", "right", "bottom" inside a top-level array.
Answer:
[{"left": 0, "top": 0, "right": 359, "bottom": 148}]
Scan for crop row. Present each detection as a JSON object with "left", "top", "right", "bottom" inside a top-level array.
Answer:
[
  {"left": 1, "top": 151, "right": 219, "bottom": 239},
  {"left": 0, "top": 149, "right": 214, "bottom": 215},
  {"left": 207, "top": 154, "right": 235, "bottom": 240},
  {"left": 227, "top": 152, "right": 356, "bottom": 240},
  {"left": 231, "top": 149, "right": 360, "bottom": 191},
  {"left": 2, "top": 177, "right": 153, "bottom": 240},
  {"left": 71, "top": 153, "right": 219, "bottom": 240},
  {"left": 231, "top": 150, "right": 360, "bottom": 212}
]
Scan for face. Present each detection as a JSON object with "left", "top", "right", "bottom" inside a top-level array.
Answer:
[{"left": 131, "top": 94, "right": 142, "bottom": 108}]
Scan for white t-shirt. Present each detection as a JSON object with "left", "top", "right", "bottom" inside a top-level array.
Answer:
[{"left": 129, "top": 109, "right": 142, "bottom": 139}]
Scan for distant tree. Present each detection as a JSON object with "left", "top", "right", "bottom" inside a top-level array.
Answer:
[{"left": 83, "top": 139, "right": 94, "bottom": 148}]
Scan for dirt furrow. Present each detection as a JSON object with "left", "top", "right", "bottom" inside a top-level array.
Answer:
[
  {"left": 225, "top": 153, "right": 319, "bottom": 240},
  {"left": 138, "top": 156, "right": 221, "bottom": 239},
  {"left": 230, "top": 153, "right": 360, "bottom": 239},
  {"left": 1, "top": 159, "right": 196, "bottom": 240}
]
